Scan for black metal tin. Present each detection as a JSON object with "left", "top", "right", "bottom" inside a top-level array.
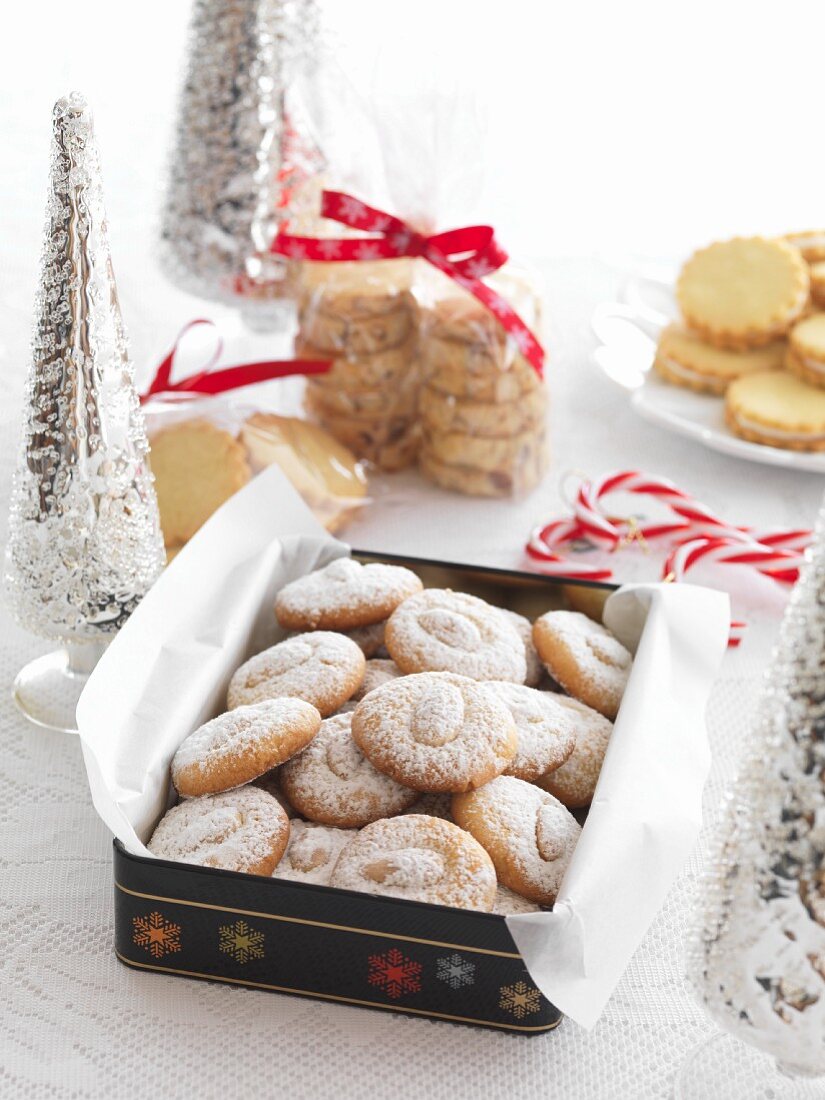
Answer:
[{"left": 113, "top": 551, "right": 615, "bottom": 1033}]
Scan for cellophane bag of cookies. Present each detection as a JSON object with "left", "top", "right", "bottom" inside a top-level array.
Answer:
[{"left": 142, "top": 392, "right": 369, "bottom": 560}]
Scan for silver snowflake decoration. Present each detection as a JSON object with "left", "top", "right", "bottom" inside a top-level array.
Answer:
[{"left": 436, "top": 952, "right": 476, "bottom": 990}]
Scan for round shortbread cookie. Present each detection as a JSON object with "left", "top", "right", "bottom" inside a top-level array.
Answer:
[
  {"left": 275, "top": 557, "right": 423, "bottom": 631},
  {"left": 272, "top": 819, "right": 358, "bottom": 885},
  {"left": 329, "top": 814, "right": 497, "bottom": 911},
  {"left": 499, "top": 608, "right": 544, "bottom": 687},
  {"left": 172, "top": 698, "right": 322, "bottom": 797},
  {"left": 385, "top": 589, "right": 527, "bottom": 682},
  {"left": 789, "top": 313, "right": 825, "bottom": 373},
  {"left": 280, "top": 712, "right": 418, "bottom": 828},
  {"left": 725, "top": 369, "right": 825, "bottom": 452},
  {"left": 784, "top": 349, "right": 825, "bottom": 389},
  {"left": 227, "top": 632, "right": 365, "bottom": 716},
  {"left": 418, "top": 444, "right": 548, "bottom": 498},
  {"left": 344, "top": 620, "right": 388, "bottom": 658},
  {"left": 351, "top": 658, "right": 403, "bottom": 701},
  {"left": 149, "top": 419, "right": 251, "bottom": 546},
  {"left": 298, "top": 301, "right": 415, "bottom": 356},
  {"left": 677, "top": 237, "right": 809, "bottom": 349},
  {"left": 652, "top": 321, "right": 786, "bottom": 394},
  {"left": 492, "top": 885, "right": 541, "bottom": 914},
  {"left": 535, "top": 696, "right": 614, "bottom": 809},
  {"left": 297, "top": 337, "right": 415, "bottom": 388},
  {"left": 351, "top": 671, "right": 518, "bottom": 793},
  {"left": 532, "top": 610, "right": 632, "bottom": 720},
  {"left": 418, "top": 384, "right": 547, "bottom": 438},
  {"left": 485, "top": 682, "right": 577, "bottom": 783},
  {"left": 452, "top": 776, "right": 581, "bottom": 906},
  {"left": 148, "top": 786, "right": 290, "bottom": 875}
]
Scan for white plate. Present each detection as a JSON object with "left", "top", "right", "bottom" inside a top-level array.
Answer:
[{"left": 591, "top": 273, "right": 825, "bottom": 475}]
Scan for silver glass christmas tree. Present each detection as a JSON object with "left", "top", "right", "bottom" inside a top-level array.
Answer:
[
  {"left": 159, "top": 0, "right": 325, "bottom": 330},
  {"left": 3, "top": 93, "right": 165, "bottom": 734},
  {"left": 681, "top": 493, "right": 825, "bottom": 1094}
]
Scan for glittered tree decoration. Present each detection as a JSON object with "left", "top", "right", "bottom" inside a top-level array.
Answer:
[
  {"left": 159, "top": 0, "right": 325, "bottom": 329},
  {"left": 687, "top": 492, "right": 825, "bottom": 1080},
  {"left": 3, "top": 94, "right": 165, "bottom": 733}
]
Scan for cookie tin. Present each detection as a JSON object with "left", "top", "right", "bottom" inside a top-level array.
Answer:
[{"left": 113, "top": 552, "right": 614, "bottom": 1034}]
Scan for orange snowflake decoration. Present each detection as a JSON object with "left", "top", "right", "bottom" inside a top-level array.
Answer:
[
  {"left": 368, "top": 948, "right": 422, "bottom": 1000},
  {"left": 132, "top": 911, "right": 182, "bottom": 959}
]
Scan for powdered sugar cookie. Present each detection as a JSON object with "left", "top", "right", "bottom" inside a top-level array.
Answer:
[
  {"left": 329, "top": 814, "right": 497, "bottom": 911},
  {"left": 275, "top": 557, "right": 423, "bottom": 631},
  {"left": 344, "top": 620, "right": 388, "bottom": 658},
  {"left": 499, "top": 608, "right": 544, "bottom": 687},
  {"left": 148, "top": 786, "right": 289, "bottom": 875},
  {"left": 172, "top": 698, "right": 321, "bottom": 798},
  {"left": 452, "top": 776, "right": 581, "bottom": 906},
  {"left": 253, "top": 771, "right": 297, "bottom": 817},
  {"left": 227, "top": 632, "right": 365, "bottom": 716},
  {"left": 492, "top": 885, "right": 541, "bottom": 914},
  {"left": 485, "top": 683, "right": 577, "bottom": 783},
  {"left": 535, "top": 696, "right": 614, "bottom": 808},
  {"left": 351, "top": 658, "right": 402, "bottom": 701},
  {"left": 280, "top": 712, "right": 418, "bottom": 828},
  {"left": 385, "top": 589, "right": 526, "bottom": 682},
  {"left": 352, "top": 671, "right": 518, "bottom": 793},
  {"left": 532, "top": 610, "right": 631, "bottom": 719},
  {"left": 273, "top": 820, "right": 357, "bottom": 885}
]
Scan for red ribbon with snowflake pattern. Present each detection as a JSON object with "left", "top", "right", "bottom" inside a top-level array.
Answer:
[{"left": 271, "top": 190, "right": 545, "bottom": 377}]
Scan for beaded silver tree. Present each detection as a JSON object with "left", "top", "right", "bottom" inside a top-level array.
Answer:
[
  {"left": 159, "top": 0, "right": 325, "bottom": 330},
  {"left": 3, "top": 94, "right": 165, "bottom": 734},
  {"left": 678, "top": 493, "right": 825, "bottom": 1097}
]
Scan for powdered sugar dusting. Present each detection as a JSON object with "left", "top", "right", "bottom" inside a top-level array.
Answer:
[
  {"left": 533, "top": 610, "right": 631, "bottom": 717},
  {"left": 280, "top": 711, "right": 418, "bottom": 827},
  {"left": 386, "top": 589, "right": 526, "bottom": 682},
  {"left": 345, "top": 620, "right": 388, "bottom": 657},
  {"left": 485, "top": 682, "right": 577, "bottom": 782},
  {"left": 536, "top": 696, "right": 614, "bottom": 808},
  {"left": 273, "top": 819, "right": 357, "bottom": 885},
  {"left": 148, "top": 787, "right": 289, "bottom": 874},
  {"left": 329, "top": 814, "right": 497, "bottom": 910},
  {"left": 275, "top": 558, "right": 422, "bottom": 630},
  {"left": 352, "top": 671, "right": 518, "bottom": 792},
  {"left": 492, "top": 885, "right": 542, "bottom": 914},
  {"left": 352, "top": 658, "right": 402, "bottom": 701}
]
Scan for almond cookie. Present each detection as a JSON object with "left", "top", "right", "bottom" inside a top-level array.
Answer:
[
  {"left": 299, "top": 300, "right": 415, "bottom": 356},
  {"left": 653, "top": 321, "right": 786, "bottom": 394},
  {"left": 275, "top": 557, "right": 423, "bottom": 631},
  {"left": 307, "top": 409, "right": 421, "bottom": 470},
  {"left": 297, "top": 337, "right": 415, "bottom": 388},
  {"left": 351, "top": 671, "right": 518, "bottom": 793},
  {"left": 535, "top": 696, "right": 614, "bottom": 809},
  {"left": 147, "top": 786, "right": 289, "bottom": 875},
  {"left": 329, "top": 814, "right": 497, "bottom": 911},
  {"left": 227, "top": 632, "right": 365, "bottom": 716},
  {"left": 273, "top": 819, "right": 358, "bottom": 885},
  {"left": 305, "top": 374, "right": 419, "bottom": 419},
  {"left": 385, "top": 589, "right": 526, "bottom": 682},
  {"left": 485, "top": 683, "right": 577, "bottom": 783},
  {"left": 499, "top": 608, "right": 544, "bottom": 687},
  {"left": 532, "top": 610, "right": 632, "bottom": 720},
  {"left": 149, "top": 419, "right": 251, "bottom": 546},
  {"left": 172, "top": 698, "right": 321, "bottom": 797},
  {"left": 677, "top": 237, "right": 809, "bottom": 349},
  {"left": 788, "top": 313, "right": 825, "bottom": 388},
  {"left": 280, "top": 712, "right": 418, "bottom": 827},
  {"left": 418, "top": 444, "right": 548, "bottom": 498},
  {"left": 418, "top": 384, "right": 546, "bottom": 438},
  {"left": 351, "top": 658, "right": 402, "bottom": 701},
  {"left": 423, "top": 426, "right": 546, "bottom": 475},
  {"left": 452, "top": 776, "right": 581, "bottom": 906},
  {"left": 725, "top": 369, "right": 825, "bottom": 452},
  {"left": 253, "top": 771, "right": 297, "bottom": 818}
]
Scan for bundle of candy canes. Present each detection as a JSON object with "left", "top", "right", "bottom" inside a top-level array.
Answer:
[{"left": 525, "top": 471, "right": 813, "bottom": 646}]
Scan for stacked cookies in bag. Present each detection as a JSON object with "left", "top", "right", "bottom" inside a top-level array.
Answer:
[
  {"left": 417, "top": 269, "right": 549, "bottom": 496},
  {"left": 297, "top": 261, "right": 421, "bottom": 471}
]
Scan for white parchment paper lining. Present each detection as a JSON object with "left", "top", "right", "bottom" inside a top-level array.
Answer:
[{"left": 76, "top": 465, "right": 730, "bottom": 1029}]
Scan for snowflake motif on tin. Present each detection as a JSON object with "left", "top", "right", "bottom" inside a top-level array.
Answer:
[
  {"left": 368, "top": 948, "right": 422, "bottom": 999},
  {"left": 436, "top": 953, "right": 476, "bottom": 990},
  {"left": 218, "top": 920, "right": 265, "bottom": 964},
  {"left": 498, "top": 980, "right": 542, "bottom": 1019},
  {"left": 132, "top": 912, "right": 182, "bottom": 959}
]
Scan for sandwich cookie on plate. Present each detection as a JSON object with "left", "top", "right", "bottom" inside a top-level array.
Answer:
[
  {"left": 787, "top": 314, "right": 825, "bottom": 388},
  {"left": 653, "top": 322, "right": 786, "bottom": 394},
  {"left": 725, "top": 370, "right": 825, "bottom": 452}
]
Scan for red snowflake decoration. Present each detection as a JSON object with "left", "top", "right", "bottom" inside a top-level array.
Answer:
[
  {"left": 368, "top": 948, "right": 422, "bottom": 1000},
  {"left": 132, "top": 911, "right": 181, "bottom": 959}
]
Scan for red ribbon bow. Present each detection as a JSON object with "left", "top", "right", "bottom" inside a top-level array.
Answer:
[
  {"left": 139, "top": 319, "right": 331, "bottom": 403},
  {"left": 271, "top": 190, "right": 545, "bottom": 376}
]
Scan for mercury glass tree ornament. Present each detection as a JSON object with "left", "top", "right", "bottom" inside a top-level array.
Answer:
[
  {"left": 159, "top": 0, "right": 325, "bottom": 331},
  {"left": 676, "top": 493, "right": 825, "bottom": 1098},
  {"left": 3, "top": 94, "right": 165, "bottom": 734}
]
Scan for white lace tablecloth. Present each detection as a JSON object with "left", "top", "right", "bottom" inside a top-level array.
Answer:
[{"left": 1, "top": 242, "right": 822, "bottom": 1100}]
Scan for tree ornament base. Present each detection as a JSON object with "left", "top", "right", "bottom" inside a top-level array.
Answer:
[
  {"left": 675, "top": 1033, "right": 825, "bottom": 1100},
  {"left": 13, "top": 642, "right": 107, "bottom": 735}
]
